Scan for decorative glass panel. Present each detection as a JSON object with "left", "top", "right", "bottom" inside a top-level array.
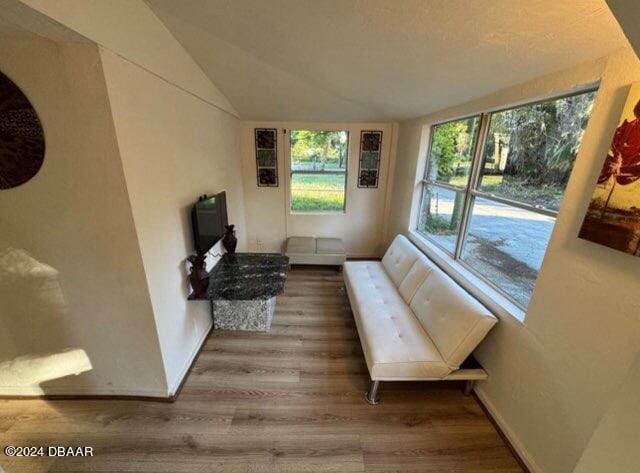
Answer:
[
  {"left": 255, "top": 128, "right": 278, "bottom": 187},
  {"left": 358, "top": 130, "right": 382, "bottom": 188}
]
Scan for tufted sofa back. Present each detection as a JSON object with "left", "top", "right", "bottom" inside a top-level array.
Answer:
[
  {"left": 381, "top": 235, "right": 421, "bottom": 285},
  {"left": 382, "top": 235, "right": 497, "bottom": 369}
]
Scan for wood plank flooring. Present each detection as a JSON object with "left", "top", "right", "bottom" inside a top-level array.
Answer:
[{"left": 0, "top": 267, "right": 523, "bottom": 473}]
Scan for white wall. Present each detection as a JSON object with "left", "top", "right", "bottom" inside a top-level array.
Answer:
[
  {"left": 0, "top": 37, "right": 167, "bottom": 396},
  {"left": 240, "top": 121, "right": 397, "bottom": 257},
  {"left": 386, "top": 48, "right": 640, "bottom": 473},
  {"left": 101, "top": 48, "right": 246, "bottom": 395},
  {"left": 573, "top": 350, "right": 640, "bottom": 473}
]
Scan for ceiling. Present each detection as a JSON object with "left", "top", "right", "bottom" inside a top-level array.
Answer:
[{"left": 146, "top": 0, "right": 628, "bottom": 122}]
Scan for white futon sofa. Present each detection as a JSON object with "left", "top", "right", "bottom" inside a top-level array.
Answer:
[{"left": 343, "top": 235, "right": 497, "bottom": 403}]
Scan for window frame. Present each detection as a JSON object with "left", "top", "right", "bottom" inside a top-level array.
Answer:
[
  {"left": 288, "top": 129, "right": 350, "bottom": 214},
  {"left": 416, "top": 87, "right": 598, "bottom": 310}
]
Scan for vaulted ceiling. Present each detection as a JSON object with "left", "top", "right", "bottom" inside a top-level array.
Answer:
[{"left": 146, "top": 0, "right": 628, "bottom": 122}]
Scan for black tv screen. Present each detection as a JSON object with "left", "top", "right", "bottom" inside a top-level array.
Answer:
[{"left": 191, "top": 191, "right": 228, "bottom": 255}]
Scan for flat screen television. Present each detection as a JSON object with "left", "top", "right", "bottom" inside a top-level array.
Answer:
[{"left": 191, "top": 191, "right": 228, "bottom": 255}]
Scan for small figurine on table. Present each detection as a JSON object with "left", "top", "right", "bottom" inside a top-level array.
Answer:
[{"left": 187, "top": 254, "right": 209, "bottom": 298}]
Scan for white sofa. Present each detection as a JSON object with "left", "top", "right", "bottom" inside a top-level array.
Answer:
[{"left": 343, "top": 235, "right": 497, "bottom": 403}]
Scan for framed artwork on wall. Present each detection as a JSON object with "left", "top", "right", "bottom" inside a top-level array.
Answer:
[
  {"left": 357, "top": 130, "right": 382, "bottom": 188},
  {"left": 0, "top": 70, "right": 45, "bottom": 190},
  {"left": 579, "top": 81, "right": 640, "bottom": 256},
  {"left": 255, "top": 128, "right": 278, "bottom": 187}
]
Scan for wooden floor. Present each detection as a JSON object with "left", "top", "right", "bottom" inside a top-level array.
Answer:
[{"left": 0, "top": 267, "right": 522, "bottom": 473}]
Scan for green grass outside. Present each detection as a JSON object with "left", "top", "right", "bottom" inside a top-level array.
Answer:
[
  {"left": 291, "top": 173, "right": 346, "bottom": 212},
  {"left": 290, "top": 171, "right": 565, "bottom": 213},
  {"left": 448, "top": 174, "right": 502, "bottom": 187}
]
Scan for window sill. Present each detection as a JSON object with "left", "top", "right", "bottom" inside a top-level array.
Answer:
[{"left": 408, "top": 230, "right": 526, "bottom": 323}]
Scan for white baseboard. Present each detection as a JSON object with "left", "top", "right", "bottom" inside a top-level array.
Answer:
[
  {"left": 0, "top": 385, "right": 168, "bottom": 398},
  {"left": 167, "top": 319, "right": 213, "bottom": 396},
  {"left": 475, "top": 386, "right": 543, "bottom": 473}
]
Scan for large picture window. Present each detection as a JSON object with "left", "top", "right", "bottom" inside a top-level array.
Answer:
[
  {"left": 417, "top": 90, "right": 597, "bottom": 308},
  {"left": 290, "top": 130, "right": 349, "bottom": 212}
]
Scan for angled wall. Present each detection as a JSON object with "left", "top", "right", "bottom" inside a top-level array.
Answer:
[
  {"left": 0, "top": 36, "right": 167, "bottom": 396},
  {"left": 101, "top": 47, "right": 246, "bottom": 394},
  {"left": 1, "top": 0, "right": 246, "bottom": 396}
]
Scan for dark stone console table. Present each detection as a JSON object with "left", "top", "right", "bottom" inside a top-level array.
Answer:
[{"left": 189, "top": 253, "right": 289, "bottom": 331}]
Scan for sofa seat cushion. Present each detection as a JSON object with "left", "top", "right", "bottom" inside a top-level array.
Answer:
[
  {"left": 344, "top": 261, "right": 451, "bottom": 380},
  {"left": 344, "top": 261, "right": 408, "bottom": 318}
]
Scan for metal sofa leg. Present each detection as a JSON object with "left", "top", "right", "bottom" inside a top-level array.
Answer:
[
  {"left": 463, "top": 380, "right": 475, "bottom": 396},
  {"left": 365, "top": 380, "right": 381, "bottom": 404}
]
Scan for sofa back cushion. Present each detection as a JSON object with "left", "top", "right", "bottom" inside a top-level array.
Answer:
[
  {"left": 398, "top": 256, "right": 436, "bottom": 304},
  {"left": 409, "top": 268, "right": 497, "bottom": 369},
  {"left": 381, "top": 235, "right": 421, "bottom": 286}
]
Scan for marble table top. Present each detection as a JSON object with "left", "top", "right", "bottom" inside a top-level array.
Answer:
[{"left": 192, "top": 253, "right": 289, "bottom": 301}]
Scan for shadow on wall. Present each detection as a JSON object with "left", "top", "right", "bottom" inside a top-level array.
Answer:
[{"left": 0, "top": 246, "right": 91, "bottom": 394}]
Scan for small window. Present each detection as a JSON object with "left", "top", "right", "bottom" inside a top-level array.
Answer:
[
  {"left": 416, "top": 90, "right": 597, "bottom": 308},
  {"left": 290, "top": 130, "right": 349, "bottom": 212}
]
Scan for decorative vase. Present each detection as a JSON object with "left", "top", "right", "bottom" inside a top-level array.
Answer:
[
  {"left": 187, "top": 254, "right": 209, "bottom": 298},
  {"left": 222, "top": 224, "right": 238, "bottom": 255}
]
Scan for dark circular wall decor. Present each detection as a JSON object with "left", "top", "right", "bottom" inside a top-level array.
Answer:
[{"left": 0, "top": 71, "right": 45, "bottom": 189}]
